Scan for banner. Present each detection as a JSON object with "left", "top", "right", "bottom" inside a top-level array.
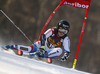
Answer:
[{"left": 63, "top": 0, "right": 91, "bottom": 9}]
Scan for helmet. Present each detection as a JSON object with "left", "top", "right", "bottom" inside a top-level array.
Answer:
[{"left": 57, "top": 20, "right": 70, "bottom": 34}]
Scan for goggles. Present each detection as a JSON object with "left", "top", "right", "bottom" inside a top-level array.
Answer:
[{"left": 58, "top": 28, "right": 68, "bottom": 34}]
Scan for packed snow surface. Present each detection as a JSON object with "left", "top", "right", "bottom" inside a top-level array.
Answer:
[{"left": 0, "top": 49, "right": 90, "bottom": 74}]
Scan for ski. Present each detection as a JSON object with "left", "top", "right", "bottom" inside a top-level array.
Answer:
[
  {"left": 1, "top": 46, "right": 52, "bottom": 63},
  {"left": 29, "top": 52, "right": 52, "bottom": 63}
]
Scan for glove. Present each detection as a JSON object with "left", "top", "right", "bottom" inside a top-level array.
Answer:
[
  {"left": 60, "top": 53, "right": 69, "bottom": 62},
  {"left": 39, "top": 46, "right": 46, "bottom": 56}
]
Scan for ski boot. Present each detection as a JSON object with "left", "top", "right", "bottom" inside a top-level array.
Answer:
[
  {"left": 1, "top": 45, "right": 23, "bottom": 56},
  {"left": 1, "top": 45, "right": 11, "bottom": 50}
]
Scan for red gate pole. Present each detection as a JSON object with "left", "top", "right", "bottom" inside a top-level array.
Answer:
[
  {"left": 73, "top": 8, "right": 90, "bottom": 69},
  {"left": 38, "top": 0, "right": 65, "bottom": 41}
]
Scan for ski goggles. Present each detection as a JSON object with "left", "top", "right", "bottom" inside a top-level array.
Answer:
[{"left": 58, "top": 28, "right": 68, "bottom": 34}]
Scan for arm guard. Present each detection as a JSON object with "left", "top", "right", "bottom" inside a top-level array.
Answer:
[{"left": 40, "top": 34, "right": 46, "bottom": 46}]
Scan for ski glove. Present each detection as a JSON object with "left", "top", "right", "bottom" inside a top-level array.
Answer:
[
  {"left": 60, "top": 53, "right": 69, "bottom": 62},
  {"left": 39, "top": 46, "right": 46, "bottom": 56}
]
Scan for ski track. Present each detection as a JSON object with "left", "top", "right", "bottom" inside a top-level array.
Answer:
[{"left": 0, "top": 48, "right": 91, "bottom": 74}]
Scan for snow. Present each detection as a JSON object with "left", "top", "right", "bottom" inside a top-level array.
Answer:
[{"left": 0, "top": 49, "right": 90, "bottom": 74}]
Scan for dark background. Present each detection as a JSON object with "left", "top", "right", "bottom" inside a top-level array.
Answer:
[{"left": 0, "top": 0, "right": 100, "bottom": 74}]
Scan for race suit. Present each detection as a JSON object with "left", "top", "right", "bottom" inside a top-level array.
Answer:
[{"left": 12, "top": 28, "right": 70, "bottom": 59}]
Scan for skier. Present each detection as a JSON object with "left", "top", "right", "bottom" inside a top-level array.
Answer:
[{"left": 2, "top": 20, "right": 70, "bottom": 62}]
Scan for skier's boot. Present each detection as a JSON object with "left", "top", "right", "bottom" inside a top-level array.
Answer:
[{"left": 1, "top": 45, "right": 10, "bottom": 50}]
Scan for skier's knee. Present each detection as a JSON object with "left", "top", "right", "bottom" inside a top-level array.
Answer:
[
  {"left": 57, "top": 48, "right": 63, "bottom": 55},
  {"left": 47, "top": 48, "right": 63, "bottom": 58},
  {"left": 29, "top": 44, "right": 37, "bottom": 53}
]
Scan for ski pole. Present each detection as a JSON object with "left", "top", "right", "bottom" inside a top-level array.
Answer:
[
  {"left": 0, "top": 10, "right": 33, "bottom": 44},
  {"left": 0, "top": 10, "right": 40, "bottom": 50}
]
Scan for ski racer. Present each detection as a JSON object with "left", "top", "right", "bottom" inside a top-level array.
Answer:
[{"left": 2, "top": 20, "right": 70, "bottom": 62}]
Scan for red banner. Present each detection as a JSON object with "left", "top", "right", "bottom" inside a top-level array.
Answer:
[{"left": 62, "top": 0, "right": 91, "bottom": 9}]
